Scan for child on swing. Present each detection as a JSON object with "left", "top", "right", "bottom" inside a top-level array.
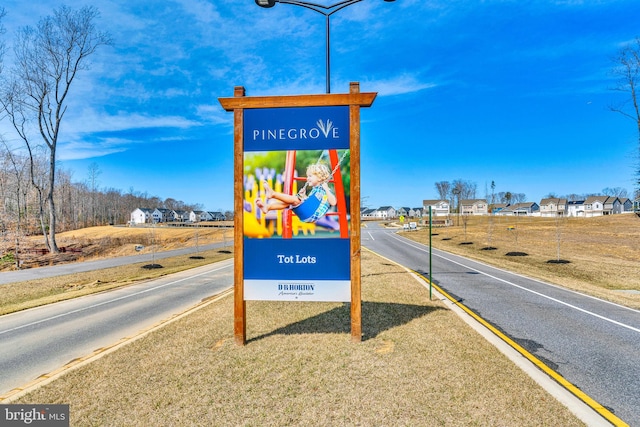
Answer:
[{"left": 256, "top": 163, "right": 337, "bottom": 223}]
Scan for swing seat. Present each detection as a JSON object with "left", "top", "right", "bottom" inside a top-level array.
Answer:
[
  {"left": 315, "top": 215, "right": 339, "bottom": 231},
  {"left": 292, "top": 191, "right": 329, "bottom": 223}
]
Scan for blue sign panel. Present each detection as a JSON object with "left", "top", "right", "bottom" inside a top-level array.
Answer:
[
  {"left": 244, "top": 238, "right": 350, "bottom": 280},
  {"left": 244, "top": 106, "right": 349, "bottom": 152},
  {"left": 243, "top": 105, "right": 351, "bottom": 302}
]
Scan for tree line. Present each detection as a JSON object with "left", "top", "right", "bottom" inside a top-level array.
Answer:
[
  {"left": 434, "top": 179, "right": 527, "bottom": 213},
  {"left": 433, "top": 179, "right": 635, "bottom": 214},
  {"left": 0, "top": 147, "right": 204, "bottom": 263}
]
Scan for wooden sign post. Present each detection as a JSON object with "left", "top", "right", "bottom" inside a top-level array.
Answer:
[{"left": 219, "top": 82, "right": 376, "bottom": 345}]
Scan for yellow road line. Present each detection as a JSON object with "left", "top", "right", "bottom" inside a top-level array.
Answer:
[{"left": 364, "top": 247, "right": 628, "bottom": 427}]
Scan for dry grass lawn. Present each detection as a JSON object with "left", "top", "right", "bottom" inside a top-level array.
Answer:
[
  {"left": 12, "top": 250, "right": 584, "bottom": 426},
  {"left": 401, "top": 214, "right": 640, "bottom": 309}
]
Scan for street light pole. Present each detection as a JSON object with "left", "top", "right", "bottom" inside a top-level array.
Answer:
[{"left": 255, "top": 0, "right": 395, "bottom": 94}]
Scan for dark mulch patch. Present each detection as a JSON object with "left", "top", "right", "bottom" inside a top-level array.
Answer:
[
  {"left": 431, "top": 233, "right": 439, "bottom": 236},
  {"left": 442, "top": 238, "right": 452, "bottom": 241},
  {"left": 481, "top": 246, "right": 497, "bottom": 251},
  {"left": 505, "top": 252, "right": 528, "bottom": 257},
  {"left": 142, "top": 264, "right": 164, "bottom": 269},
  {"left": 547, "top": 259, "right": 571, "bottom": 264},
  {"left": 189, "top": 256, "right": 205, "bottom": 259},
  {"left": 459, "top": 242, "right": 473, "bottom": 245},
  {"left": 218, "top": 250, "right": 232, "bottom": 254}
]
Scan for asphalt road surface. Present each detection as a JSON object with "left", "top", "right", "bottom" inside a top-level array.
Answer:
[
  {"left": 0, "top": 241, "right": 231, "bottom": 285},
  {"left": 362, "top": 223, "right": 640, "bottom": 426},
  {"left": 0, "top": 259, "right": 233, "bottom": 397}
]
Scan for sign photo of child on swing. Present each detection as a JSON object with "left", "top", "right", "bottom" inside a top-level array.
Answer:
[{"left": 243, "top": 149, "right": 350, "bottom": 239}]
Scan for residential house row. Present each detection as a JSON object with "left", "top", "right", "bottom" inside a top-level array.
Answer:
[
  {"left": 361, "top": 196, "right": 639, "bottom": 219},
  {"left": 130, "top": 208, "right": 227, "bottom": 225}
]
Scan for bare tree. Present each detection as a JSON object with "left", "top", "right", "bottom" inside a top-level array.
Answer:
[
  {"left": 2, "top": 6, "right": 111, "bottom": 253},
  {"left": 498, "top": 191, "right": 512, "bottom": 205},
  {"left": 0, "top": 7, "right": 5, "bottom": 75},
  {"left": 485, "top": 180, "right": 496, "bottom": 248},
  {"left": 553, "top": 214, "right": 565, "bottom": 262},
  {"left": 610, "top": 37, "right": 640, "bottom": 189},
  {"left": 87, "top": 162, "right": 102, "bottom": 225},
  {"left": 0, "top": 146, "right": 30, "bottom": 268},
  {"left": 512, "top": 193, "right": 527, "bottom": 204},
  {"left": 434, "top": 181, "right": 451, "bottom": 201},
  {"left": 452, "top": 179, "right": 477, "bottom": 200},
  {"left": 601, "top": 186, "right": 628, "bottom": 198}
]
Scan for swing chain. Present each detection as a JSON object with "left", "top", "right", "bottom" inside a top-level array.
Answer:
[{"left": 297, "top": 150, "right": 348, "bottom": 198}]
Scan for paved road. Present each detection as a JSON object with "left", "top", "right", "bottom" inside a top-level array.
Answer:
[
  {"left": 0, "top": 242, "right": 231, "bottom": 285},
  {"left": 362, "top": 223, "right": 640, "bottom": 427},
  {"left": 0, "top": 259, "right": 233, "bottom": 397},
  {"left": 2, "top": 225, "right": 638, "bottom": 425}
]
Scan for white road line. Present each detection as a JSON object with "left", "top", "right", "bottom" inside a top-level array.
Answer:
[
  {"left": 0, "top": 263, "right": 232, "bottom": 336},
  {"left": 387, "top": 233, "right": 640, "bottom": 334}
]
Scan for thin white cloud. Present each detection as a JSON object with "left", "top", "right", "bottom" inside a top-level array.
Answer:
[
  {"left": 67, "top": 108, "right": 201, "bottom": 134},
  {"left": 174, "top": 0, "right": 221, "bottom": 25},
  {"left": 59, "top": 138, "right": 131, "bottom": 161},
  {"left": 360, "top": 74, "right": 438, "bottom": 97}
]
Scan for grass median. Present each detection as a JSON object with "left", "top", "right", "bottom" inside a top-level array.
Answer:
[
  {"left": 0, "top": 248, "right": 233, "bottom": 316},
  {"left": 13, "top": 250, "right": 584, "bottom": 426}
]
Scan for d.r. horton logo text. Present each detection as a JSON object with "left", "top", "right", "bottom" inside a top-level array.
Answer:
[
  {"left": 278, "top": 283, "right": 315, "bottom": 292},
  {"left": 252, "top": 119, "right": 339, "bottom": 141},
  {"left": 2, "top": 404, "right": 69, "bottom": 426}
]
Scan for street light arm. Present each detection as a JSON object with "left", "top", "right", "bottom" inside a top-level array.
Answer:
[
  {"left": 256, "top": 0, "right": 395, "bottom": 14},
  {"left": 257, "top": 0, "right": 367, "bottom": 16}
]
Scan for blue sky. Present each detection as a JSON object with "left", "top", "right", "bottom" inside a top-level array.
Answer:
[{"left": 1, "top": 0, "right": 639, "bottom": 211}]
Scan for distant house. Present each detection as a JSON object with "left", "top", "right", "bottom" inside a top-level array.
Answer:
[
  {"left": 422, "top": 200, "right": 450, "bottom": 217},
  {"left": 584, "top": 196, "right": 606, "bottom": 217},
  {"left": 361, "top": 208, "right": 377, "bottom": 219},
  {"left": 634, "top": 198, "right": 640, "bottom": 213},
  {"left": 374, "top": 206, "right": 396, "bottom": 219},
  {"left": 619, "top": 198, "right": 633, "bottom": 213},
  {"left": 172, "top": 210, "right": 189, "bottom": 222},
  {"left": 152, "top": 208, "right": 174, "bottom": 223},
  {"left": 412, "top": 207, "right": 424, "bottom": 218},
  {"left": 539, "top": 198, "right": 567, "bottom": 217},
  {"left": 603, "top": 196, "right": 622, "bottom": 215},
  {"left": 495, "top": 202, "right": 539, "bottom": 216},
  {"left": 567, "top": 200, "right": 585, "bottom": 217},
  {"left": 491, "top": 203, "right": 508, "bottom": 214},
  {"left": 190, "top": 210, "right": 212, "bottom": 222},
  {"left": 130, "top": 208, "right": 152, "bottom": 224},
  {"left": 460, "top": 199, "right": 488, "bottom": 216},
  {"left": 397, "top": 207, "right": 411, "bottom": 219},
  {"left": 208, "top": 211, "right": 227, "bottom": 221}
]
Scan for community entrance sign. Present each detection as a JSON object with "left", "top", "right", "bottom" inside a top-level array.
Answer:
[{"left": 219, "top": 83, "right": 376, "bottom": 345}]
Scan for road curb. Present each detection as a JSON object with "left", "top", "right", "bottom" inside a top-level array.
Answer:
[{"left": 364, "top": 247, "right": 626, "bottom": 427}]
